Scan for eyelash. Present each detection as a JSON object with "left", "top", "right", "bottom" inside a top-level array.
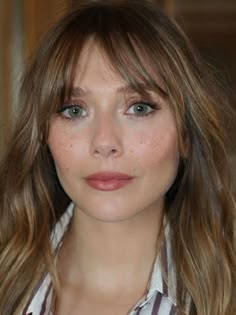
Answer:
[
  {"left": 57, "top": 100, "right": 159, "bottom": 120},
  {"left": 57, "top": 103, "right": 87, "bottom": 120},
  {"left": 125, "top": 101, "right": 159, "bottom": 119}
]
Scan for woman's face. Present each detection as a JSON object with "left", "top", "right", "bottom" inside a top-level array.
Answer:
[{"left": 48, "top": 41, "right": 179, "bottom": 222}]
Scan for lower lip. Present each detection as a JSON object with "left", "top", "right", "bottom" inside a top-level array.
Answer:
[{"left": 85, "top": 179, "right": 133, "bottom": 191}]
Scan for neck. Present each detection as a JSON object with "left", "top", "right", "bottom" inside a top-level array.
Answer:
[{"left": 58, "top": 204, "right": 163, "bottom": 295}]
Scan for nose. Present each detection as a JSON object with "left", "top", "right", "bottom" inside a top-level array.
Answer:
[{"left": 90, "top": 113, "right": 123, "bottom": 158}]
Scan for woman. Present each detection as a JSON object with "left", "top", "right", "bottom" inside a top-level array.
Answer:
[{"left": 0, "top": 0, "right": 235, "bottom": 314}]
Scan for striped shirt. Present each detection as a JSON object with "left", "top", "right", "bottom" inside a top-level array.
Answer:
[{"left": 23, "top": 203, "right": 178, "bottom": 315}]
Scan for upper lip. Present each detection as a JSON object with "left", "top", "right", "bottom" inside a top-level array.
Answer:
[{"left": 84, "top": 172, "right": 134, "bottom": 181}]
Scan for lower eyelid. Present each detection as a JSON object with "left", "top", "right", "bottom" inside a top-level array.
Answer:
[{"left": 134, "top": 110, "right": 157, "bottom": 118}]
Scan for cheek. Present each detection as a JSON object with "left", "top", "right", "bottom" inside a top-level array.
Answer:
[
  {"left": 127, "top": 126, "right": 179, "bottom": 171},
  {"left": 152, "top": 132, "right": 179, "bottom": 166},
  {"left": 47, "top": 126, "right": 82, "bottom": 172}
]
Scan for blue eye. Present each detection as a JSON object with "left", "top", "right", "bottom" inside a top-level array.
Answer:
[
  {"left": 126, "top": 102, "right": 157, "bottom": 116},
  {"left": 58, "top": 105, "right": 87, "bottom": 119}
]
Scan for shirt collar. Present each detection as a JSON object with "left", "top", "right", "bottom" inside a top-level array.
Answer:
[
  {"left": 148, "top": 230, "right": 177, "bottom": 306},
  {"left": 134, "top": 223, "right": 177, "bottom": 311},
  {"left": 25, "top": 203, "right": 74, "bottom": 315}
]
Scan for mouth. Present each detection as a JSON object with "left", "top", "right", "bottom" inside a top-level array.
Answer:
[{"left": 84, "top": 172, "right": 134, "bottom": 191}]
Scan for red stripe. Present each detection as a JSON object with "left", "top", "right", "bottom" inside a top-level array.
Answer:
[
  {"left": 135, "top": 307, "right": 142, "bottom": 315},
  {"left": 22, "top": 275, "right": 46, "bottom": 315},
  {"left": 161, "top": 235, "right": 168, "bottom": 296},
  {"left": 170, "top": 304, "right": 177, "bottom": 315},
  {"left": 39, "top": 282, "right": 53, "bottom": 315},
  {"left": 151, "top": 292, "right": 162, "bottom": 315}
]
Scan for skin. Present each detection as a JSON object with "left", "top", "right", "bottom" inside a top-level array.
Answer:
[{"left": 48, "top": 40, "right": 179, "bottom": 315}]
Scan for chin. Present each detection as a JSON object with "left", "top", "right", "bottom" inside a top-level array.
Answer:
[{"left": 75, "top": 201, "right": 143, "bottom": 223}]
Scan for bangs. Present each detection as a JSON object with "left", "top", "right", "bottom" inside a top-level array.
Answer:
[{"left": 42, "top": 1, "right": 173, "bottom": 114}]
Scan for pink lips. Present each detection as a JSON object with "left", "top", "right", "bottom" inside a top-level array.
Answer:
[{"left": 84, "top": 172, "right": 134, "bottom": 191}]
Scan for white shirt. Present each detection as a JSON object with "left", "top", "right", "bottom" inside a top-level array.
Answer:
[{"left": 23, "top": 203, "right": 178, "bottom": 315}]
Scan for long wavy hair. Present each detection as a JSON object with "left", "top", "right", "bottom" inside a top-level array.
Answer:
[{"left": 0, "top": 1, "right": 235, "bottom": 314}]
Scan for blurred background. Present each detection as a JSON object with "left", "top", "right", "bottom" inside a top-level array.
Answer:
[{"left": 0, "top": 0, "right": 236, "bottom": 168}]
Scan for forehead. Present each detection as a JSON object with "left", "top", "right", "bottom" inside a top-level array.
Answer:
[
  {"left": 74, "top": 39, "right": 123, "bottom": 87},
  {"left": 72, "top": 38, "right": 167, "bottom": 98}
]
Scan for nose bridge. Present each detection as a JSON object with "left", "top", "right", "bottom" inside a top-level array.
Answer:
[{"left": 90, "top": 110, "right": 123, "bottom": 158}]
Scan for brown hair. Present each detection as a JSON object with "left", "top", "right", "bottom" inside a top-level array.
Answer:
[{"left": 0, "top": 1, "right": 235, "bottom": 314}]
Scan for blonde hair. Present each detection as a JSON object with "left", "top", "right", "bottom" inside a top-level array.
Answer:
[{"left": 0, "top": 1, "right": 235, "bottom": 314}]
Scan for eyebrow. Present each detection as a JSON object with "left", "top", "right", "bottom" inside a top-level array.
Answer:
[{"left": 70, "top": 83, "right": 167, "bottom": 98}]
